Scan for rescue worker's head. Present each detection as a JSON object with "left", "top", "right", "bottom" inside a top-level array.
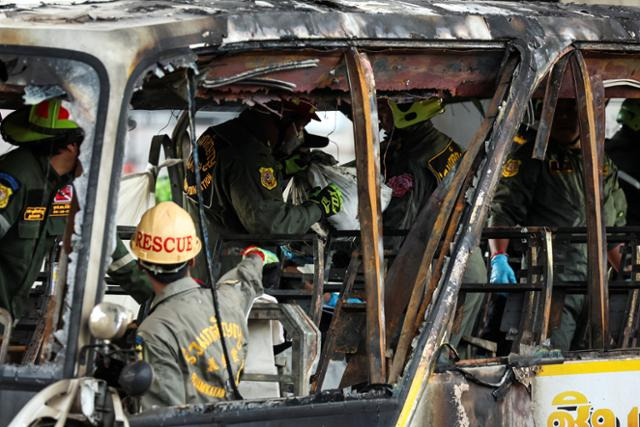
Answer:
[
  {"left": 617, "top": 99, "right": 640, "bottom": 132},
  {"left": 0, "top": 99, "right": 84, "bottom": 175},
  {"left": 379, "top": 97, "right": 444, "bottom": 133},
  {"left": 131, "top": 202, "right": 202, "bottom": 285},
  {"left": 550, "top": 99, "right": 580, "bottom": 146},
  {"left": 244, "top": 99, "right": 320, "bottom": 158}
]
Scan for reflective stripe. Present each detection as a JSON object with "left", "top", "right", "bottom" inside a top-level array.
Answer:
[
  {"left": 108, "top": 252, "right": 135, "bottom": 272},
  {"left": 0, "top": 215, "right": 11, "bottom": 238}
]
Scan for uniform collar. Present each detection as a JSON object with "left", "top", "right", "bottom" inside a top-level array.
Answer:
[{"left": 150, "top": 276, "right": 201, "bottom": 311}]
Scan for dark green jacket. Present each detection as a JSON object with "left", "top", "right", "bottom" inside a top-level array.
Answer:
[
  {"left": 108, "top": 238, "right": 153, "bottom": 303},
  {"left": 138, "top": 255, "right": 263, "bottom": 409},
  {"left": 382, "top": 120, "right": 463, "bottom": 229},
  {"left": 607, "top": 126, "right": 640, "bottom": 225},
  {"left": 489, "top": 137, "right": 627, "bottom": 281},
  {"left": 184, "top": 119, "right": 322, "bottom": 234},
  {"left": 0, "top": 147, "right": 73, "bottom": 319}
]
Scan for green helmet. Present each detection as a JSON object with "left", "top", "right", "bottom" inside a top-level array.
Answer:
[
  {"left": 1, "top": 99, "right": 84, "bottom": 146},
  {"left": 388, "top": 98, "right": 444, "bottom": 129},
  {"left": 617, "top": 99, "right": 640, "bottom": 132}
]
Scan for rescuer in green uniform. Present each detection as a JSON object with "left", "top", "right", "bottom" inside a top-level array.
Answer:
[
  {"left": 183, "top": 100, "right": 343, "bottom": 235},
  {"left": 0, "top": 99, "right": 152, "bottom": 320},
  {"left": 131, "top": 202, "right": 272, "bottom": 409},
  {"left": 607, "top": 99, "right": 640, "bottom": 226},
  {"left": 0, "top": 99, "right": 84, "bottom": 320},
  {"left": 489, "top": 99, "right": 626, "bottom": 351},
  {"left": 380, "top": 98, "right": 487, "bottom": 354}
]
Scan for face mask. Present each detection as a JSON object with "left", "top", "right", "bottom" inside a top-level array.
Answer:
[{"left": 277, "top": 122, "right": 304, "bottom": 158}]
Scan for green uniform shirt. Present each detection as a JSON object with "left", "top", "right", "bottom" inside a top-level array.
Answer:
[
  {"left": 138, "top": 255, "right": 263, "bottom": 410},
  {"left": 184, "top": 119, "right": 322, "bottom": 234},
  {"left": 489, "top": 137, "right": 627, "bottom": 282},
  {"left": 607, "top": 126, "right": 640, "bottom": 225},
  {"left": 0, "top": 147, "right": 73, "bottom": 319},
  {"left": 382, "top": 120, "right": 464, "bottom": 229},
  {"left": 108, "top": 238, "right": 153, "bottom": 303}
]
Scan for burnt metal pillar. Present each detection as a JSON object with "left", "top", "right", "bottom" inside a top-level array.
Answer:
[
  {"left": 570, "top": 50, "right": 609, "bottom": 349},
  {"left": 345, "top": 48, "right": 386, "bottom": 383}
]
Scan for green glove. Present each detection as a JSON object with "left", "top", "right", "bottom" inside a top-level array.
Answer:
[
  {"left": 283, "top": 153, "right": 309, "bottom": 176},
  {"left": 242, "top": 246, "right": 279, "bottom": 266},
  {"left": 309, "top": 183, "right": 343, "bottom": 218}
]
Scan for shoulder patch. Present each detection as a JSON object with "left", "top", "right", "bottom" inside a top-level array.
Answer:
[
  {"left": 259, "top": 167, "right": 277, "bottom": 190},
  {"left": 0, "top": 172, "right": 20, "bottom": 210},
  {"left": 427, "top": 142, "right": 463, "bottom": 182},
  {"left": 502, "top": 159, "right": 521, "bottom": 178}
]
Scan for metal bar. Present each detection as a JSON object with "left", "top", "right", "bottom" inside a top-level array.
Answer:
[
  {"left": 570, "top": 50, "right": 609, "bottom": 349},
  {"left": 311, "top": 250, "right": 361, "bottom": 393},
  {"left": 311, "top": 236, "right": 325, "bottom": 325},
  {"left": 512, "top": 240, "right": 539, "bottom": 351},
  {"left": 159, "top": 134, "right": 184, "bottom": 207},
  {"left": 533, "top": 54, "right": 570, "bottom": 160},
  {"left": 0, "top": 308, "right": 11, "bottom": 363},
  {"left": 345, "top": 47, "right": 386, "bottom": 384},
  {"left": 538, "top": 229, "right": 555, "bottom": 343},
  {"left": 413, "top": 176, "right": 470, "bottom": 333}
]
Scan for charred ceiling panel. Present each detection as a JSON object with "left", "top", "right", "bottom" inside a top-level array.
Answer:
[{"left": 132, "top": 48, "right": 505, "bottom": 109}]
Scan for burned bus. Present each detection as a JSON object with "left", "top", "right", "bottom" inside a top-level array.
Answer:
[{"left": 0, "top": 1, "right": 640, "bottom": 426}]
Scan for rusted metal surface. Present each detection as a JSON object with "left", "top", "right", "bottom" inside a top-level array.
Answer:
[
  {"left": 312, "top": 250, "right": 361, "bottom": 393},
  {"left": 537, "top": 230, "right": 554, "bottom": 343},
  {"left": 570, "top": 50, "right": 609, "bottom": 349},
  {"left": 534, "top": 53, "right": 570, "bottom": 160},
  {"left": 345, "top": 48, "right": 386, "bottom": 384},
  {"left": 417, "top": 367, "right": 535, "bottom": 427},
  {"left": 386, "top": 53, "right": 519, "bottom": 382},
  {"left": 396, "top": 44, "right": 539, "bottom": 425},
  {"left": 388, "top": 172, "right": 468, "bottom": 384},
  {"left": 311, "top": 237, "right": 326, "bottom": 325}
]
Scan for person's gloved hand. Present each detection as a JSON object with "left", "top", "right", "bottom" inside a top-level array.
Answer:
[
  {"left": 309, "top": 183, "right": 343, "bottom": 218},
  {"left": 242, "top": 246, "right": 279, "bottom": 266},
  {"left": 490, "top": 253, "right": 517, "bottom": 284},
  {"left": 323, "top": 292, "right": 363, "bottom": 309},
  {"left": 283, "top": 153, "right": 310, "bottom": 176}
]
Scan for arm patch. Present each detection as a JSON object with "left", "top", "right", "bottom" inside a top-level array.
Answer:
[
  {"left": 427, "top": 142, "right": 463, "bottom": 182},
  {"left": 0, "top": 172, "right": 20, "bottom": 210}
]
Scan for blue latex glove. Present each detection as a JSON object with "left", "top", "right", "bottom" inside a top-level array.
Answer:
[
  {"left": 323, "top": 292, "right": 363, "bottom": 309},
  {"left": 490, "top": 254, "right": 516, "bottom": 284}
]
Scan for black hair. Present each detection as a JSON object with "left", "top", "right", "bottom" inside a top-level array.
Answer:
[
  {"left": 139, "top": 261, "right": 189, "bottom": 284},
  {"left": 25, "top": 135, "right": 82, "bottom": 157}
]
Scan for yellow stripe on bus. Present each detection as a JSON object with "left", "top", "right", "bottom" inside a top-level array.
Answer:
[{"left": 538, "top": 359, "right": 640, "bottom": 377}]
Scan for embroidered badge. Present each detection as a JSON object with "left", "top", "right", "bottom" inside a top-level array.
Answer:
[
  {"left": 387, "top": 174, "right": 414, "bottom": 198},
  {"left": 513, "top": 134, "right": 527, "bottom": 145},
  {"left": 427, "top": 142, "right": 463, "bottom": 182},
  {"left": 54, "top": 185, "right": 73, "bottom": 203},
  {"left": 259, "top": 167, "right": 277, "bottom": 190},
  {"left": 0, "top": 183, "right": 12, "bottom": 209},
  {"left": 24, "top": 206, "right": 46, "bottom": 221},
  {"left": 0, "top": 172, "right": 20, "bottom": 210},
  {"left": 502, "top": 159, "right": 521, "bottom": 178},
  {"left": 52, "top": 185, "right": 73, "bottom": 216}
]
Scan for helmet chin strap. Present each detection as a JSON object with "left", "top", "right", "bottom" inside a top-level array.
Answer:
[{"left": 138, "top": 260, "right": 188, "bottom": 275}]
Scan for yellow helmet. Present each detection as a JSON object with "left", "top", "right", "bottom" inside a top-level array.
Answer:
[{"left": 130, "top": 201, "right": 201, "bottom": 265}]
